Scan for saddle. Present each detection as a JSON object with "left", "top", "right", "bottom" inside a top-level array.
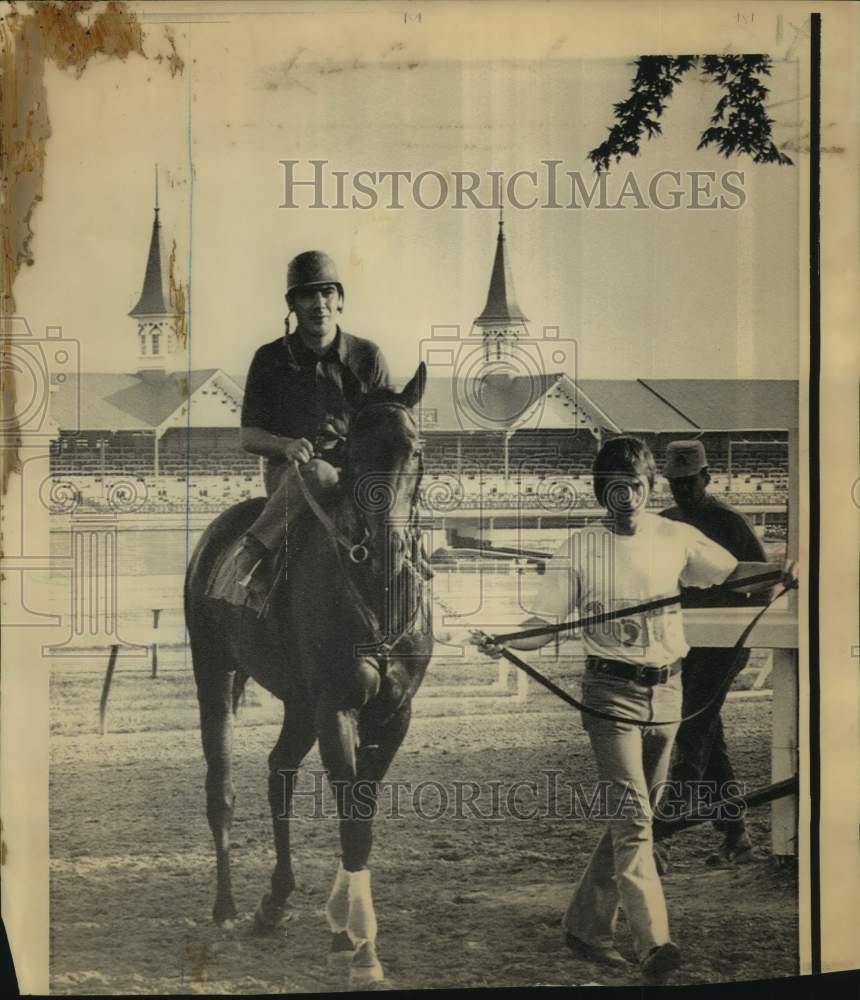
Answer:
[{"left": 205, "top": 506, "right": 317, "bottom": 617}]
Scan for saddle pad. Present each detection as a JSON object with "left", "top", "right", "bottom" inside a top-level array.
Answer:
[
  {"left": 204, "top": 535, "right": 250, "bottom": 606},
  {"left": 204, "top": 506, "right": 318, "bottom": 611}
]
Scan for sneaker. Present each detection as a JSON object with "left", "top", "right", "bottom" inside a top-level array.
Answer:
[
  {"left": 564, "top": 932, "right": 631, "bottom": 968},
  {"left": 641, "top": 941, "right": 682, "bottom": 985}
]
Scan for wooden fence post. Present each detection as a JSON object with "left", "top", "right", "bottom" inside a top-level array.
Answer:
[
  {"left": 151, "top": 608, "right": 162, "bottom": 678},
  {"left": 99, "top": 644, "right": 119, "bottom": 735},
  {"left": 771, "top": 647, "right": 798, "bottom": 856}
]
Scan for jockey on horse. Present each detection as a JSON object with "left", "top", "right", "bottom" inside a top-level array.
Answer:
[
  {"left": 191, "top": 255, "right": 433, "bottom": 984},
  {"left": 208, "top": 250, "right": 393, "bottom": 611}
]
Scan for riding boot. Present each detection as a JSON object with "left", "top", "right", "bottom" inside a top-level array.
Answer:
[
  {"left": 237, "top": 534, "right": 269, "bottom": 589},
  {"left": 233, "top": 534, "right": 270, "bottom": 616},
  {"left": 206, "top": 532, "right": 269, "bottom": 610},
  {"left": 207, "top": 460, "right": 341, "bottom": 613}
]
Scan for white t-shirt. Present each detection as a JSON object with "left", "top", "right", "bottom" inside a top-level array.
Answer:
[{"left": 530, "top": 512, "right": 737, "bottom": 666}]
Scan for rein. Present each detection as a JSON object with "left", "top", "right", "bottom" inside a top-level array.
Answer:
[
  {"left": 294, "top": 402, "right": 427, "bottom": 663},
  {"left": 294, "top": 463, "right": 372, "bottom": 564},
  {"left": 488, "top": 570, "right": 784, "bottom": 643},
  {"left": 476, "top": 571, "right": 796, "bottom": 727},
  {"left": 293, "top": 465, "right": 387, "bottom": 652}
]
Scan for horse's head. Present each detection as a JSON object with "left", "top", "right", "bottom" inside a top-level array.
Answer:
[{"left": 343, "top": 363, "right": 426, "bottom": 578}]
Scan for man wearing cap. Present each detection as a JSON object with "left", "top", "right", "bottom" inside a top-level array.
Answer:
[
  {"left": 212, "top": 250, "right": 391, "bottom": 608},
  {"left": 654, "top": 439, "right": 768, "bottom": 867}
]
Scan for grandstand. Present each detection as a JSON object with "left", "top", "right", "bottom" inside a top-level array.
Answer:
[
  {"left": 48, "top": 369, "right": 261, "bottom": 513},
  {"left": 47, "top": 371, "right": 795, "bottom": 520},
  {"left": 417, "top": 375, "right": 794, "bottom": 513}
]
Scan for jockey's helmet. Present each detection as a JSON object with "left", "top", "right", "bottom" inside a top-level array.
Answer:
[{"left": 286, "top": 251, "right": 344, "bottom": 307}]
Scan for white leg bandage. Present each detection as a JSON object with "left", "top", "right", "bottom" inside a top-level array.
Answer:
[
  {"left": 325, "top": 861, "right": 351, "bottom": 933},
  {"left": 346, "top": 867, "right": 378, "bottom": 946}
]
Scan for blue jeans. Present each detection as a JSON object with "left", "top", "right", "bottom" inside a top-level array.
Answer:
[{"left": 564, "top": 668, "right": 682, "bottom": 960}]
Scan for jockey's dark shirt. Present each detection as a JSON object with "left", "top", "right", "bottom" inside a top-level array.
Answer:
[
  {"left": 661, "top": 494, "right": 768, "bottom": 608},
  {"left": 241, "top": 327, "right": 391, "bottom": 481}
]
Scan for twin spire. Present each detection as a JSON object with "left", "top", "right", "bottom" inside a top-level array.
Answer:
[
  {"left": 130, "top": 175, "right": 526, "bottom": 339},
  {"left": 473, "top": 207, "right": 528, "bottom": 329},
  {"left": 129, "top": 165, "right": 168, "bottom": 318}
]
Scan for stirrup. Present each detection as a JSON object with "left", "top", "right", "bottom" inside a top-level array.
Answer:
[{"left": 238, "top": 558, "right": 263, "bottom": 590}]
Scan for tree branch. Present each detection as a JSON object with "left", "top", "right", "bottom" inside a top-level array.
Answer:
[
  {"left": 587, "top": 56, "right": 698, "bottom": 173},
  {"left": 588, "top": 54, "right": 793, "bottom": 171},
  {"left": 698, "top": 55, "right": 793, "bottom": 165}
]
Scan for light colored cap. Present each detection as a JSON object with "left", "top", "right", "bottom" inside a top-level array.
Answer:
[{"left": 663, "top": 440, "right": 707, "bottom": 479}]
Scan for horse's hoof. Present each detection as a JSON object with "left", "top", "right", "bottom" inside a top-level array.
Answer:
[
  {"left": 327, "top": 931, "right": 356, "bottom": 969},
  {"left": 213, "top": 902, "right": 238, "bottom": 928},
  {"left": 349, "top": 941, "right": 385, "bottom": 987},
  {"left": 252, "top": 894, "right": 293, "bottom": 936}
]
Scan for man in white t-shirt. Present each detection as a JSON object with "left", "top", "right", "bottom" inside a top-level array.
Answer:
[
  {"left": 528, "top": 513, "right": 738, "bottom": 670},
  {"left": 472, "top": 435, "right": 795, "bottom": 985}
]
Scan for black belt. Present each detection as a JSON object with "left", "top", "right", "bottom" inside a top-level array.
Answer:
[{"left": 586, "top": 656, "right": 682, "bottom": 687}]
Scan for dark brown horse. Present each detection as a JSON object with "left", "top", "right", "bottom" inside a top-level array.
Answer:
[{"left": 184, "top": 365, "right": 432, "bottom": 986}]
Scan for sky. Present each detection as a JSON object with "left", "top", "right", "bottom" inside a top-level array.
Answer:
[{"left": 17, "top": 2, "right": 804, "bottom": 384}]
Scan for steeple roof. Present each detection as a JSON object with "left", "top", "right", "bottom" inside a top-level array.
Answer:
[
  {"left": 130, "top": 176, "right": 168, "bottom": 318},
  {"left": 474, "top": 215, "right": 528, "bottom": 327}
]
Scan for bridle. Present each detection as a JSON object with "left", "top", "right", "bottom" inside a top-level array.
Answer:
[
  {"left": 297, "top": 400, "right": 426, "bottom": 661},
  {"left": 345, "top": 400, "right": 424, "bottom": 558},
  {"left": 301, "top": 401, "right": 424, "bottom": 558}
]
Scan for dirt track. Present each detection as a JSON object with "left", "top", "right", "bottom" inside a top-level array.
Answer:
[{"left": 49, "top": 656, "right": 797, "bottom": 993}]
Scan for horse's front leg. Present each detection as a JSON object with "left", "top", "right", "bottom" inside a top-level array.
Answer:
[
  {"left": 316, "top": 670, "right": 411, "bottom": 987},
  {"left": 254, "top": 702, "right": 317, "bottom": 934}
]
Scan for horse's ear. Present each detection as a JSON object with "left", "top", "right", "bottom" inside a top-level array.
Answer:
[
  {"left": 400, "top": 362, "right": 427, "bottom": 409},
  {"left": 341, "top": 365, "right": 367, "bottom": 412}
]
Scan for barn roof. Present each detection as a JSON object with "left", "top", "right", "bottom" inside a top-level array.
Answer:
[
  {"left": 417, "top": 373, "right": 564, "bottom": 432},
  {"left": 52, "top": 370, "right": 218, "bottom": 432},
  {"left": 52, "top": 368, "right": 799, "bottom": 437},
  {"left": 418, "top": 375, "right": 798, "bottom": 433},
  {"left": 576, "top": 380, "right": 698, "bottom": 433},
  {"left": 639, "top": 379, "right": 799, "bottom": 430}
]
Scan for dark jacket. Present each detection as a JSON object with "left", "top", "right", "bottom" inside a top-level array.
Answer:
[
  {"left": 661, "top": 494, "right": 769, "bottom": 607},
  {"left": 241, "top": 327, "right": 391, "bottom": 480}
]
